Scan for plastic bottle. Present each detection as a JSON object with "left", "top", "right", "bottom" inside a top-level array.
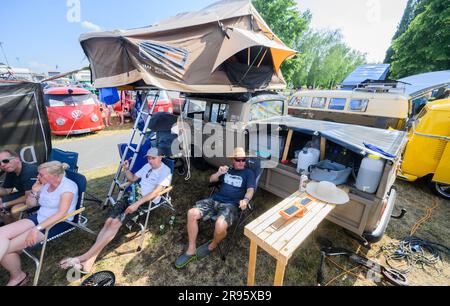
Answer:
[
  {"left": 297, "top": 148, "right": 320, "bottom": 173},
  {"left": 299, "top": 172, "right": 309, "bottom": 193},
  {"left": 355, "top": 154, "right": 385, "bottom": 193}
]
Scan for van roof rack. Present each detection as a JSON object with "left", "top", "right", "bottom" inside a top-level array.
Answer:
[{"left": 353, "top": 79, "right": 406, "bottom": 94}]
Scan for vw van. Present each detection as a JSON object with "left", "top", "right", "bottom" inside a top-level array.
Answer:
[
  {"left": 44, "top": 87, "right": 105, "bottom": 136},
  {"left": 288, "top": 89, "right": 409, "bottom": 130},
  {"left": 399, "top": 97, "right": 450, "bottom": 199},
  {"left": 182, "top": 92, "right": 407, "bottom": 243}
]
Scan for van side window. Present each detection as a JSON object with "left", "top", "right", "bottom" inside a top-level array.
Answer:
[
  {"left": 250, "top": 100, "right": 284, "bottom": 121},
  {"left": 289, "top": 96, "right": 310, "bottom": 107},
  {"left": 350, "top": 99, "right": 369, "bottom": 112},
  {"left": 311, "top": 97, "right": 327, "bottom": 109},
  {"left": 210, "top": 103, "right": 229, "bottom": 124},
  {"left": 187, "top": 99, "right": 206, "bottom": 119},
  {"left": 328, "top": 98, "right": 347, "bottom": 110}
]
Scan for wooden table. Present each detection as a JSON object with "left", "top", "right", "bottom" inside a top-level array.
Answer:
[{"left": 244, "top": 191, "right": 336, "bottom": 286}]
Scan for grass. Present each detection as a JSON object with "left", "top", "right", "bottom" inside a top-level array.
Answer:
[{"left": 0, "top": 164, "right": 448, "bottom": 286}]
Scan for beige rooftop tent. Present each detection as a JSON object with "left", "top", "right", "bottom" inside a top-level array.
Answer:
[{"left": 80, "top": 0, "right": 297, "bottom": 93}]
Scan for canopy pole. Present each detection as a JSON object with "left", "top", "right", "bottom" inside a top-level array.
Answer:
[
  {"left": 248, "top": 48, "right": 251, "bottom": 66},
  {"left": 257, "top": 49, "right": 268, "bottom": 68}
]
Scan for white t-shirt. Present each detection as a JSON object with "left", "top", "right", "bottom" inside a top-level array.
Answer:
[
  {"left": 37, "top": 176, "right": 78, "bottom": 224},
  {"left": 135, "top": 163, "right": 172, "bottom": 203}
]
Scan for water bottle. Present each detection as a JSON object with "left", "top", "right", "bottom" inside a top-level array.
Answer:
[
  {"left": 169, "top": 216, "right": 176, "bottom": 229},
  {"left": 159, "top": 224, "right": 166, "bottom": 235},
  {"left": 299, "top": 172, "right": 309, "bottom": 193}
]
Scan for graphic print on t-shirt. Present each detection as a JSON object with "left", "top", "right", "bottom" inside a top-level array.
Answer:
[{"left": 224, "top": 174, "right": 243, "bottom": 188}]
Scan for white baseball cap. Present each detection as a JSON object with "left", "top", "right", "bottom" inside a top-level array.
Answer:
[{"left": 146, "top": 147, "right": 160, "bottom": 157}]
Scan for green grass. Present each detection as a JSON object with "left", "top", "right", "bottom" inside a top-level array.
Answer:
[{"left": 0, "top": 165, "right": 448, "bottom": 286}]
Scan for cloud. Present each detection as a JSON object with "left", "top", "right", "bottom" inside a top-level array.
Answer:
[{"left": 81, "top": 21, "right": 102, "bottom": 32}]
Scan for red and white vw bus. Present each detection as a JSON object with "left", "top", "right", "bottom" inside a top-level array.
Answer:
[{"left": 44, "top": 87, "right": 105, "bottom": 136}]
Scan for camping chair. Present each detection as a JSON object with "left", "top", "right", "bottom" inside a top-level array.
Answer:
[
  {"left": 117, "top": 143, "right": 175, "bottom": 252},
  {"left": 207, "top": 158, "right": 263, "bottom": 261},
  {"left": 49, "top": 148, "right": 102, "bottom": 204},
  {"left": 22, "top": 169, "right": 96, "bottom": 286}
]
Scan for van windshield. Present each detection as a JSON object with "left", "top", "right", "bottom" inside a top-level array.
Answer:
[
  {"left": 45, "top": 94, "right": 97, "bottom": 107},
  {"left": 250, "top": 100, "right": 284, "bottom": 121}
]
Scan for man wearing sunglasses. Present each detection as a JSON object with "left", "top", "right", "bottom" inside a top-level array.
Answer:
[
  {"left": 176, "top": 147, "right": 256, "bottom": 268},
  {"left": 0, "top": 150, "right": 38, "bottom": 225}
]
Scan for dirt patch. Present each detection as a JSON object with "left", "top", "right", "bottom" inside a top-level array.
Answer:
[{"left": 1, "top": 165, "right": 448, "bottom": 286}]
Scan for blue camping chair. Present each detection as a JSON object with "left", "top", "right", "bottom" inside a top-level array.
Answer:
[
  {"left": 22, "top": 170, "right": 96, "bottom": 286},
  {"left": 207, "top": 158, "right": 263, "bottom": 261},
  {"left": 117, "top": 143, "right": 175, "bottom": 252}
]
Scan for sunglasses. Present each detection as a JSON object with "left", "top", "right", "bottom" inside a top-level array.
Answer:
[
  {"left": 0, "top": 157, "right": 16, "bottom": 165},
  {"left": 146, "top": 169, "right": 153, "bottom": 179},
  {"left": 234, "top": 158, "right": 246, "bottom": 163}
]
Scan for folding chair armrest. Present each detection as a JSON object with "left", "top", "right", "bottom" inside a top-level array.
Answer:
[
  {"left": 10, "top": 204, "right": 30, "bottom": 215},
  {"left": 158, "top": 186, "right": 173, "bottom": 197},
  {"left": 45, "top": 207, "right": 86, "bottom": 233}
]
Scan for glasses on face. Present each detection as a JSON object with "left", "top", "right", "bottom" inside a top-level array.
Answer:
[
  {"left": 234, "top": 158, "right": 246, "bottom": 163},
  {"left": 0, "top": 157, "right": 16, "bottom": 165},
  {"left": 146, "top": 169, "right": 153, "bottom": 179}
]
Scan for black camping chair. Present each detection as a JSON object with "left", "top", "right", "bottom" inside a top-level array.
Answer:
[
  {"left": 22, "top": 170, "right": 96, "bottom": 286},
  {"left": 207, "top": 158, "right": 263, "bottom": 261}
]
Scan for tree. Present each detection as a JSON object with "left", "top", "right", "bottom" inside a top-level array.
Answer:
[
  {"left": 252, "top": 0, "right": 311, "bottom": 85},
  {"left": 292, "top": 29, "right": 366, "bottom": 89},
  {"left": 389, "top": 0, "right": 450, "bottom": 78},
  {"left": 385, "top": 0, "right": 423, "bottom": 63}
]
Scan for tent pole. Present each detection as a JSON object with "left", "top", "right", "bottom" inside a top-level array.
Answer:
[
  {"left": 248, "top": 48, "right": 251, "bottom": 66},
  {"left": 257, "top": 49, "right": 268, "bottom": 68}
]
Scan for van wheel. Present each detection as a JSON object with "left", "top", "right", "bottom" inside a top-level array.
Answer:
[{"left": 430, "top": 181, "right": 450, "bottom": 200}]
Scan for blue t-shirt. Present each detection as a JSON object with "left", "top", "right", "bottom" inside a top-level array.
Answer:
[{"left": 212, "top": 168, "right": 256, "bottom": 206}]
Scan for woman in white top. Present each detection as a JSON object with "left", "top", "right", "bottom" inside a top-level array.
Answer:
[{"left": 0, "top": 161, "right": 78, "bottom": 286}]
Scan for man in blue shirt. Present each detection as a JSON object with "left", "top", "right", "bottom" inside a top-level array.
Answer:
[{"left": 176, "top": 148, "right": 255, "bottom": 268}]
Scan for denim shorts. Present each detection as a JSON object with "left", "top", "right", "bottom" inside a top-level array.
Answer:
[{"left": 194, "top": 198, "right": 239, "bottom": 227}]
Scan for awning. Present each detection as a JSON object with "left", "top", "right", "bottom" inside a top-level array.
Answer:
[
  {"left": 249, "top": 116, "right": 408, "bottom": 161},
  {"left": 212, "top": 27, "right": 297, "bottom": 73}
]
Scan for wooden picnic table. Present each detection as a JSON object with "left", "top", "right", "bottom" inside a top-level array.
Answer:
[{"left": 244, "top": 190, "right": 336, "bottom": 286}]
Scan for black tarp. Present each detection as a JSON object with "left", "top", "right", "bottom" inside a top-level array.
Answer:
[{"left": 0, "top": 81, "right": 52, "bottom": 165}]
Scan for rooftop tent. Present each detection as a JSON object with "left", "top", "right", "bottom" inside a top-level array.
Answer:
[
  {"left": 341, "top": 64, "right": 391, "bottom": 90},
  {"left": 0, "top": 81, "right": 52, "bottom": 164},
  {"left": 79, "top": 0, "right": 297, "bottom": 93}
]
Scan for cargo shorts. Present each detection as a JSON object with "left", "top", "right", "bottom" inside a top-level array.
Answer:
[{"left": 194, "top": 198, "right": 239, "bottom": 227}]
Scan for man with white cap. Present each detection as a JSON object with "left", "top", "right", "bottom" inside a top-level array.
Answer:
[
  {"left": 175, "top": 147, "right": 256, "bottom": 268},
  {"left": 59, "top": 147, "right": 172, "bottom": 274}
]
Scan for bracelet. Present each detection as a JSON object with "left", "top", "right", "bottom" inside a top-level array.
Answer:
[
  {"left": 244, "top": 197, "right": 251, "bottom": 203},
  {"left": 30, "top": 191, "right": 39, "bottom": 199}
]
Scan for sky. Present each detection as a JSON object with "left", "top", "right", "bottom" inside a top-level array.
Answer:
[{"left": 0, "top": 0, "right": 408, "bottom": 74}]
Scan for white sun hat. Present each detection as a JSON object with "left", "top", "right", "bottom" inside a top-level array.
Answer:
[{"left": 306, "top": 181, "right": 350, "bottom": 205}]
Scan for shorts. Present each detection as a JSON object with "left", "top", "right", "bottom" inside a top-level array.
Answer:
[
  {"left": 28, "top": 214, "right": 73, "bottom": 238},
  {"left": 109, "top": 199, "right": 137, "bottom": 226},
  {"left": 194, "top": 198, "right": 239, "bottom": 227},
  {"left": 2, "top": 192, "right": 24, "bottom": 202}
]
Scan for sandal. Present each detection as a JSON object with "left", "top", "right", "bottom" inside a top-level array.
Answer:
[
  {"left": 12, "top": 272, "right": 29, "bottom": 286},
  {"left": 175, "top": 253, "right": 197, "bottom": 269},
  {"left": 196, "top": 240, "right": 214, "bottom": 259}
]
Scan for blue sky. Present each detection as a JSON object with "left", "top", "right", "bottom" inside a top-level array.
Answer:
[{"left": 0, "top": 0, "right": 407, "bottom": 74}]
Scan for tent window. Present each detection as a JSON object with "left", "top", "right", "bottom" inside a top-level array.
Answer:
[{"left": 222, "top": 46, "right": 274, "bottom": 89}]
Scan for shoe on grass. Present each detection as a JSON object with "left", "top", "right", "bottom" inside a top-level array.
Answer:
[
  {"left": 196, "top": 240, "right": 214, "bottom": 259},
  {"left": 175, "top": 252, "right": 197, "bottom": 269}
]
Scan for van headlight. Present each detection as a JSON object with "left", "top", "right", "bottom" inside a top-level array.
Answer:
[
  {"left": 56, "top": 118, "right": 66, "bottom": 126},
  {"left": 91, "top": 114, "right": 99, "bottom": 122}
]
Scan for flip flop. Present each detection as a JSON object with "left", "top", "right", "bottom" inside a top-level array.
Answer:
[
  {"left": 13, "top": 272, "right": 29, "bottom": 286},
  {"left": 59, "top": 258, "right": 89, "bottom": 274},
  {"left": 196, "top": 240, "right": 214, "bottom": 259},
  {"left": 175, "top": 253, "right": 197, "bottom": 269}
]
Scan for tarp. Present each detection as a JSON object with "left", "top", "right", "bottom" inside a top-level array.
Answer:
[
  {"left": 0, "top": 81, "right": 52, "bottom": 164},
  {"left": 399, "top": 70, "right": 450, "bottom": 98},
  {"left": 249, "top": 116, "right": 407, "bottom": 161},
  {"left": 80, "top": 0, "right": 297, "bottom": 93}
]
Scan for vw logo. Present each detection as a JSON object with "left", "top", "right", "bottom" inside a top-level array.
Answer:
[{"left": 71, "top": 110, "right": 84, "bottom": 119}]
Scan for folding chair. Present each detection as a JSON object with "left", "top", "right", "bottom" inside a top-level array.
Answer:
[
  {"left": 117, "top": 143, "right": 175, "bottom": 252},
  {"left": 22, "top": 169, "right": 96, "bottom": 286},
  {"left": 208, "top": 158, "right": 263, "bottom": 261},
  {"left": 49, "top": 148, "right": 101, "bottom": 204}
]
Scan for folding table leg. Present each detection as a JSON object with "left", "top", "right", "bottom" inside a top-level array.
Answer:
[
  {"left": 247, "top": 240, "right": 258, "bottom": 286},
  {"left": 274, "top": 260, "right": 286, "bottom": 286}
]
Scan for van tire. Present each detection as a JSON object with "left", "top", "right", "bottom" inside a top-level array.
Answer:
[{"left": 429, "top": 180, "right": 450, "bottom": 200}]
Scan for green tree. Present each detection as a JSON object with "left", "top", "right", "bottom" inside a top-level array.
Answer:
[
  {"left": 389, "top": 0, "right": 450, "bottom": 78},
  {"left": 292, "top": 29, "right": 366, "bottom": 89},
  {"left": 252, "top": 0, "right": 311, "bottom": 85},
  {"left": 385, "top": 0, "right": 423, "bottom": 63}
]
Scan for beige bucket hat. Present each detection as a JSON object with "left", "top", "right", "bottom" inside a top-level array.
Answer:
[{"left": 306, "top": 181, "right": 350, "bottom": 205}]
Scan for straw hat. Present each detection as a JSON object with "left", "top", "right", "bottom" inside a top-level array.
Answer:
[
  {"left": 228, "top": 147, "right": 247, "bottom": 159},
  {"left": 306, "top": 181, "right": 349, "bottom": 205}
]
